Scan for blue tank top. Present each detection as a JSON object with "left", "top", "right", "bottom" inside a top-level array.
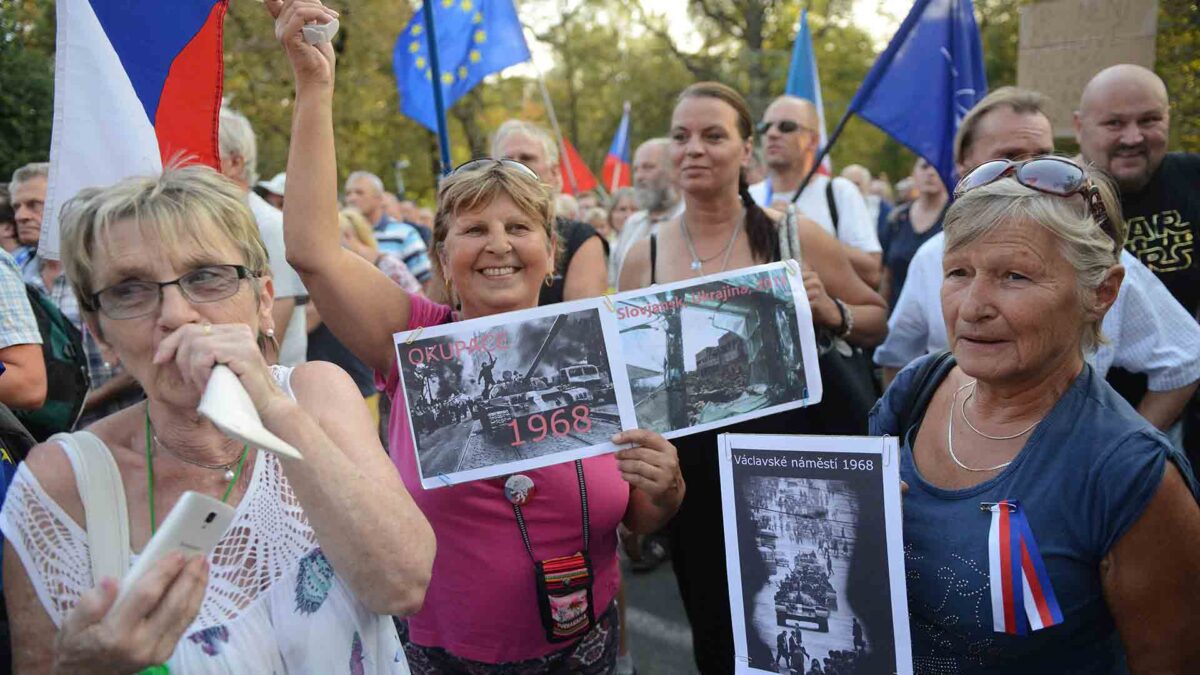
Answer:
[{"left": 869, "top": 356, "right": 1198, "bottom": 675}]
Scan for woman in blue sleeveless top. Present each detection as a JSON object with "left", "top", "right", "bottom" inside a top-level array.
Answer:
[{"left": 870, "top": 157, "right": 1200, "bottom": 674}]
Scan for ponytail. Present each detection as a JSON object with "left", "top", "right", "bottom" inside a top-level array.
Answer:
[{"left": 739, "top": 170, "right": 780, "bottom": 263}]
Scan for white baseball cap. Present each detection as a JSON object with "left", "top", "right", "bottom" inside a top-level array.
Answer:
[{"left": 257, "top": 172, "right": 287, "bottom": 196}]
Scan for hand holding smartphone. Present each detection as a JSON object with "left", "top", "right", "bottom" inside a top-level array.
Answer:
[{"left": 112, "top": 491, "right": 235, "bottom": 611}]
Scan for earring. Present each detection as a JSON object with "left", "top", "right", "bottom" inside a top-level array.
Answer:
[{"left": 266, "top": 328, "right": 275, "bottom": 338}]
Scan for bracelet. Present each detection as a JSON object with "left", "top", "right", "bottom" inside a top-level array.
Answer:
[{"left": 833, "top": 298, "right": 854, "bottom": 338}]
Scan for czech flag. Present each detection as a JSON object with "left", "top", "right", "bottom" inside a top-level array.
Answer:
[
  {"left": 41, "top": 0, "right": 227, "bottom": 260},
  {"left": 785, "top": 10, "right": 831, "bottom": 175},
  {"left": 601, "top": 102, "right": 632, "bottom": 193},
  {"left": 559, "top": 137, "right": 598, "bottom": 195}
]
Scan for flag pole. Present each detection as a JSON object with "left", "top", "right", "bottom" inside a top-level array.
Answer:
[
  {"left": 421, "top": 2, "right": 453, "bottom": 176},
  {"left": 536, "top": 74, "right": 579, "bottom": 194}
]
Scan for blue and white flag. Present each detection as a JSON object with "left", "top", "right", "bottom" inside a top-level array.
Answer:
[
  {"left": 785, "top": 9, "right": 830, "bottom": 174},
  {"left": 393, "top": 0, "right": 531, "bottom": 132}
]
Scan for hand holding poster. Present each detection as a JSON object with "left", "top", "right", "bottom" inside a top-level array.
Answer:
[
  {"left": 717, "top": 434, "right": 911, "bottom": 675},
  {"left": 393, "top": 263, "right": 822, "bottom": 489}
]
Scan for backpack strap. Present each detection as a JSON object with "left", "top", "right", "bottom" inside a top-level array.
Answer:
[
  {"left": 53, "top": 431, "right": 131, "bottom": 584},
  {"left": 900, "top": 351, "right": 957, "bottom": 441},
  {"left": 825, "top": 180, "right": 840, "bottom": 233}
]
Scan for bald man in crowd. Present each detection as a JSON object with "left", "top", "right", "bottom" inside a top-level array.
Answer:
[
  {"left": 1076, "top": 64, "right": 1200, "bottom": 454},
  {"left": 751, "top": 95, "right": 882, "bottom": 287}
]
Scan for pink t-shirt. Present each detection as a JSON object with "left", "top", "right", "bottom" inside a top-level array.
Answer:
[{"left": 381, "top": 295, "right": 627, "bottom": 663}]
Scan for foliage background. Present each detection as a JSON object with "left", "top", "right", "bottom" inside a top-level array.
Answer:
[{"left": 1, "top": 0, "right": 1195, "bottom": 203}]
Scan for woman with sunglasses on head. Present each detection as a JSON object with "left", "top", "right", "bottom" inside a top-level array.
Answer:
[
  {"left": 268, "top": 2, "right": 683, "bottom": 672},
  {"left": 618, "top": 82, "right": 887, "bottom": 673},
  {"left": 871, "top": 156, "right": 1200, "bottom": 674},
  {"left": 0, "top": 166, "right": 435, "bottom": 673}
]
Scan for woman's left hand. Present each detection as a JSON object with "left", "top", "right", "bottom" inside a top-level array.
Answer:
[
  {"left": 612, "top": 429, "right": 683, "bottom": 507},
  {"left": 153, "top": 322, "right": 288, "bottom": 415},
  {"left": 802, "top": 268, "right": 842, "bottom": 329}
]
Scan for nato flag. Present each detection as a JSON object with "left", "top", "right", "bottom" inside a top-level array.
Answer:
[
  {"left": 394, "top": 0, "right": 531, "bottom": 132},
  {"left": 847, "top": 0, "right": 987, "bottom": 191}
]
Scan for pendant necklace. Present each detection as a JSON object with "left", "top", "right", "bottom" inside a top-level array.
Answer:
[
  {"left": 145, "top": 406, "right": 249, "bottom": 483},
  {"left": 680, "top": 211, "right": 743, "bottom": 273}
]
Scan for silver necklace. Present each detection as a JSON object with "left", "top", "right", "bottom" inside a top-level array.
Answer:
[
  {"left": 680, "top": 212, "right": 742, "bottom": 273},
  {"left": 960, "top": 380, "right": 1043, "bottom": 440},
  {"left": 151, "top": 431, "right": 244, "bottom": 482},
  {"left": 947, "top": 381, "right": 1016, "bottom": 473}
]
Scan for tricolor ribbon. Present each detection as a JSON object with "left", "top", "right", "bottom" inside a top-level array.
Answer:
[{"left": 985, "top": 500, "right": 1064, "bottom": 635}]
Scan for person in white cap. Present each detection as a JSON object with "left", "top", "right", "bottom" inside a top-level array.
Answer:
[{"left": 257, "top": 172, "right": 287, "bottom": 210}]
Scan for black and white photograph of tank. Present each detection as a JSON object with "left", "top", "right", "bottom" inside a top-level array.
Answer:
[
  {"left": 616, "top": 265, "right": 817, "bottom": 438},
  {"left": 399, "top": 307, "right": 623, "bottom": 486}
]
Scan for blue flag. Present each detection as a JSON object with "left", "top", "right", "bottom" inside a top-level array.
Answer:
[
  {"left": 785, "top": 9, "right": 830, "bottom": 173},
  {"left": 393, "top": 0, "right": 531, "bottom": 132},
  {"left": 847, "top": 0, "right": 987, "bottom": 190}
]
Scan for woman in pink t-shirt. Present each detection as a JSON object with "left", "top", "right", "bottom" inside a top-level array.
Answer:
[{"left": 268, "top": 3, "right": 685, "bottom": 672}]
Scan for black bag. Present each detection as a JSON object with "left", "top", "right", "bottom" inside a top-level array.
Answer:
[
  {"left": 814, "top": 338, "right": 879, "bottom": 435},
  {"left": 15, "top": 284, "right": 90, "bottom": 441},
  {"left": 0, "top": 403, "right": 36, "bottom": 672}
]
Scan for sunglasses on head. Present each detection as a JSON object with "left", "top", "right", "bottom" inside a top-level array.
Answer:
[
  {"left": 954, "top": 156, "right": 1120, "bottom": 254},
  {"left": 451, "top": 158, "right": 540, "bottom": 182},
  {"left": 755, "top": 119, "right": 811, "bottom": 136}
]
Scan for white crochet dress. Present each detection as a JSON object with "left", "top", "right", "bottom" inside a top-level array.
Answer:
[{"left": 0, "top": 366, "right": 410, "bottom": 674}]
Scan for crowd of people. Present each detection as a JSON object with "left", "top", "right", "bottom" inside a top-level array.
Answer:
[{"left": 0, "top": 0, "right": 1196, "bottom": 673}]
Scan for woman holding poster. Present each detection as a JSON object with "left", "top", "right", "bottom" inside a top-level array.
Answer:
[
  {"left": 871, "top": 158, "right": 1200, "bottom": 673},
  {"left": 268, "top": 2, "right": 684, "bottom": 673},
  {"left": 617, "top": 82, "right": 888, "bottom": 672}
]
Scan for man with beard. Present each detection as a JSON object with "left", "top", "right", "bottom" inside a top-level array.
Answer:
[
  {"left": 609, "top": 138, "right": 684, "bottom": 284},
  {"left": 874, "top": 87, "right": 1200, "bottom": 437},
  {"left": 1075, "top": 64, "right": 1200, "bottom": 454}
]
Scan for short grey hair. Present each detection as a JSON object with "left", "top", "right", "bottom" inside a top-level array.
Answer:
[
  {"left": 218, "top": 108, "right": 259, "bottom": 186},
  {"left": 345, "top": 171, "right": 385, "bottom": 195},
  {"left": 11, "top": 162, "right": 50, "bottom": 187},
  {"left": 944, "top": 163, "right": 1126, "bottom": 353},
  {"left": 491, "top": 120, "right": 559, "bottom": 165}
]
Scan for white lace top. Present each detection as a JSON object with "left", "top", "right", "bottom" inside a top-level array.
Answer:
[{"left": 0, "top": 366, "right": 410, "bottom": 674}]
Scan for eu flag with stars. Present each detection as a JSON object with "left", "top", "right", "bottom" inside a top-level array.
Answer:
[
  {"left": 393, "top": 0, "right": 531, "bottom": 132},
  {"left": 847, "top": 0, "right": 986, "bottom": 190}
]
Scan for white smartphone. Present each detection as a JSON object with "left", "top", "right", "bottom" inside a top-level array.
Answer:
[{"left": 112, "top": 491, "right": 235, "bottom": 610}]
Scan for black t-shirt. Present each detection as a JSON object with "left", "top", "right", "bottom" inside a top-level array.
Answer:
[
  {"left": 1120, "top": 152, "right": 1200, "bottom": 315},
  {"left": 538, "top": 217, "right": 601, "bottom": 306}
]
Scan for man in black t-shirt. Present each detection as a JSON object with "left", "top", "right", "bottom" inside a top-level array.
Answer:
[
  {"left": 1075, "top": 64, "right": 1200, "bottom": 316},
  {"left": 1076, "top": 64, "right": 1200, "bottom": 459}
]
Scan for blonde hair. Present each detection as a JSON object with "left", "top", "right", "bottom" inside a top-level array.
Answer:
[
  {"left": 60, "top": 164, "right": 270, "bottom": 315},
  {"left": 943, "top": 162, "right": 1126, "bottom": 353},
  {"left": 432, "top": 163, "right": 559, "bottom": 294},
  {"left": 339, "top": 208, "right": 378, "bottom": 249}
]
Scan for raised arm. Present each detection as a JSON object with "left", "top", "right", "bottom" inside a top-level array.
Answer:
[{"left": 269, "top": 0, "right": 413, "bottom": 374}]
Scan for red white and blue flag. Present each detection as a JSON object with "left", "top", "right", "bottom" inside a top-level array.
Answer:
[
  {"left": 601, "top": 102, "right": 632, "bottom": 193},
  {"left": 986, "top": 501, "right": 1064, "bottom": 635},
  {"left": 41, "top": 0, "right": 227, "bottom": 259}
]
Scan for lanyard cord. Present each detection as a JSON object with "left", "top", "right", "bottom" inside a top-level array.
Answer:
[
  {"left": 511, "top": 460, "right": 590, "bottom": 561},
  {"left": 144, "top": 407, "right": 248, "bottom": 536}
]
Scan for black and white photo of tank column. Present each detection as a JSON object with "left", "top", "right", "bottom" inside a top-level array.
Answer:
[{"left": 399, "top": 307, "right": 623, "bottom": 485}]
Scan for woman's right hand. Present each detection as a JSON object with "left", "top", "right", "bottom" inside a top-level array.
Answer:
[
  {"left": 53, "top": 554, "right": 208, "bottom": 675},
  {"left": 264, "top": 0, "right": 339, "bottom": 88}
]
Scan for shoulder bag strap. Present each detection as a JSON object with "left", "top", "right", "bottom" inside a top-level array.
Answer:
[
  {"left": 900, "top": 351, "right": 957, "bottom": 441},
  {"left": 649, "top": 233, "right": 658, "bottom": 285},
  {"left": 825, "top": 180, "right": 840, "bottom": 234},
  {"left": 54, "top": 431, "right": 132, "bottom": 584}
]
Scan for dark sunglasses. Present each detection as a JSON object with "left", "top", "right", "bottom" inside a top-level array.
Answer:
[
  {"left": 755, "top": 119, "right": 812, "bottom": 136},
  {"left": 451, "top": 158, "right": 540, "bottom": 182},
  {"left": 954, "top": 156, "right": 1120, "bottom": 253}
]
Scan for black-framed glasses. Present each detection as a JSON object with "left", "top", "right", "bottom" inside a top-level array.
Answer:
[
  {"left": 86, "top": 264, "right": 258, "bottom": 319},
  {"left": 755, "top": 119, "right": 812, "bottom": 136},
  {"left": 451, "top": 158, "right": 540, "bottom": 182},
  {"left": 954, "top": 156, "right": 1119, "bottom": 253}
]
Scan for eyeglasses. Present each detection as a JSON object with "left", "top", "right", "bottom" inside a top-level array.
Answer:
[
  {"left": 86, "top": 264, "right": 258, "bottom": 319},
  {"left": 953, "top": 156, "right": 1120, "bottom": 253},
  {"left": 451, "top": 158, "right": 540, "bottom": 182},
  {"left": 755, "top": 120, "right": 812, "bottom": 136}
]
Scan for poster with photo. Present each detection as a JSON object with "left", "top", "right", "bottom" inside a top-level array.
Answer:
[
  {"left": 717, "top": 434, "right": 911, "bottom": 675},
  {"left": 394, "top": 302, "right": 636, "bottom": 489},
  {"left": 615, "top": 263, "right": 822, "bottom": 439}
]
